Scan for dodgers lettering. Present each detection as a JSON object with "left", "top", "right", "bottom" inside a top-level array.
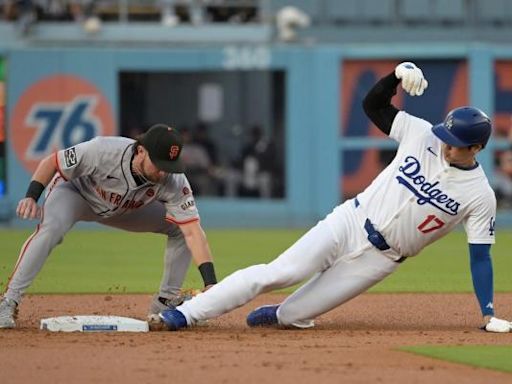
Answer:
[{"left": 396, "top": 156, "right": 460, "bottom": 216}]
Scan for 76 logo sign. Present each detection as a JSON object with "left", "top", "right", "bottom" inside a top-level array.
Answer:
[{"left": 25, "top": 96, "right": 100, "bottom": 160}]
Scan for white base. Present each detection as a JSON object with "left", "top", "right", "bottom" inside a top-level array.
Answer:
[{"left": 40, "top": 315, "right": 149, "bottom": 333}]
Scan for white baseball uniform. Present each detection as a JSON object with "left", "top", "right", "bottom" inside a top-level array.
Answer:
[
  {"left": 176, "top": 110, "right": 496, "bottom": 328},
  {"left": 5, "top": 136, "right": 199, "bottom": 305}
]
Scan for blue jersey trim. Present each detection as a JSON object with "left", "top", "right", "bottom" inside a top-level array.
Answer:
[{"left": 450, "top": 161, "right": 479, "bottom": 171}]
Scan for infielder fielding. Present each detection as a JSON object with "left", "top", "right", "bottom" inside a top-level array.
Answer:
[
  {"left": 159, "top": 61, "right": 511, "bottom": 333},
  {"left": 0, "top": 124, "right": 218, "bottom": 329}
]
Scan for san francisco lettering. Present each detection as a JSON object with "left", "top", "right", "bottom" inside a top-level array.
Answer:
[
  {"left": 94, "top": 185, "right": 144, "bottom": 209},
  {"left": 396, "top": 156, "right": 460, "bottom": 216}
]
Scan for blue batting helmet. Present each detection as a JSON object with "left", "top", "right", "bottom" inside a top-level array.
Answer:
[{"left": 432, "top": 106, "right": 492, "bottom": 148}]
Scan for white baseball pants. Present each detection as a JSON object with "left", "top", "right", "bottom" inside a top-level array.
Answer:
[{"left": 178, "top": 200, "right": 401, "bottom": 327}]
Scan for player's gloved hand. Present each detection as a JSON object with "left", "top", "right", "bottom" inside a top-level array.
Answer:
[
  {"left": 483, "top": 316, "right": 511, "bottom": 333},
  {"left": 16, "top": 197, "right": 41, "bottom": 220},
  {"left": 395, "top": 62, "right": 428, "bottom": 96}
]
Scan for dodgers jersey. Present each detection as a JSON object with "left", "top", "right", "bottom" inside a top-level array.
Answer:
[
  {"left": 54, "top": 136, "right": 199, "bottom": 224},
  {"left": 356, "top": 111, "right": 496, "bottom": 257}
]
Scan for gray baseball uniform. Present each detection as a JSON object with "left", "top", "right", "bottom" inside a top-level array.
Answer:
[{"left": 5, "top": 136, "right": 198, "bottom": 304}]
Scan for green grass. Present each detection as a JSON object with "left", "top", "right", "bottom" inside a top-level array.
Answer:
[
  {"left": 401, "top": 345, "right": 512, "bottom": 373},
  {"left": 375, "top": 230, "right": 512, "bottom": 293},
  {"left": 0, "top": 228, "right": 305, "bottom": 294},
  {"left": 0, "top": 228, "right": 511, "bottom": 294}
]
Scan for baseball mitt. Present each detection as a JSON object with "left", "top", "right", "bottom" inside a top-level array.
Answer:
[{"left": 147, "top": 288, "right": 201, "bottom": 332}]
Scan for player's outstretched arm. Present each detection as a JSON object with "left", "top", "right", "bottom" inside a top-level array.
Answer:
[
  {"left": 16, "top": 154, "right": 58, "bottom": 220},
  {"left": 363, "top": 61, "right": 428, "bottom": 135},
  {"left": 179, "top": 220, "right": 218, "bottom": 289},
  {"left": 469, "top": 243, "right": 511, "bottom": 332}
]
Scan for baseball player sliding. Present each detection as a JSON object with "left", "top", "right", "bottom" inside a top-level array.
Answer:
[
  {"left": 158, "top": 61, "right": 511, "bottom": 333},
  {"left": 0, "top": 125, "right": 218, "bottom": 329}
]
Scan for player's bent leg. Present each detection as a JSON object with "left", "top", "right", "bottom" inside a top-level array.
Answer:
[
  {"left": 277, "top": 249, "right": 400, "bottom": 328},
  {"left": 147, "top": 228, "right": 193, "bottom": 317},
  {"left": 100, "top": 202, "right": 192, "bottom": 314},
  {"left": 5, "top": 181, "right": 94, "bottom": 307},
  {"left": 158, "top": 227, "right": 192, "bottom": 300},
  {"left": 171, "top": 219, "right": 340, "bottom": 329}
]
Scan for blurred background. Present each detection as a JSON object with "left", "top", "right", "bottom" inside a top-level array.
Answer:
[{"left": 1, "top": 0, "right": 512, "bottom": 228}]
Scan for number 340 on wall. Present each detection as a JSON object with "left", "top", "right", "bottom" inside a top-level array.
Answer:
[{"left": 222, "top": 46, "right": 271, "bottom": 70}]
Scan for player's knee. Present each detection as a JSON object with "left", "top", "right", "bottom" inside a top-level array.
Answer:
[
  {"left": 253, "top": 263, "right": 300, "bottom": 289},
  {"left": 266, "top": 263, "right": 302, "bottom": 287},
  {"left": 230, "top": 264, "right": 275, "bottom": 291},
  {"left": 40, "top": 215, "right": 73, "bottom": 235},
  {"left": 228, "top": 263, "right": 299, "bottom": 293}
]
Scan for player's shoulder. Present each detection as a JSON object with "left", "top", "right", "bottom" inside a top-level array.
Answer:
[
  {"left": 83, "top": 136, "right": 135, "bottom": 152},
  {"left": 470, "top": 169, "right": 497, "bottom": 205},
  {"left": 392, "top": 111, "right": 432, "bottom": 139},
  {"left": 92, "top": 136, "right": 135, "bottom": 146},
  {"left": 162, "top": 173, "right": 192, "bottom": 191},
  {"left": 397, "top": 110, "right": 432, "bottom": 129},
  {"left": 164, "top": 173, "right": 189, "bottom": 187},
  {"left": 480, "top": 175, "right": 496, "bottom": 200}
]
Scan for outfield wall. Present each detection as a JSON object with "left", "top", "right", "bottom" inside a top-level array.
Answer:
[{"left": 1, "top": 43, "right": 512, "bottom": 228}]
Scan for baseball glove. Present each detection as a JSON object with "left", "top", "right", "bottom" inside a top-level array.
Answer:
[{"left": 147, "top": 288, "right": 201, "bottom": 332}]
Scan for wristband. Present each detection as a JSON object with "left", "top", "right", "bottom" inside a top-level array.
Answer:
[
  {"left": 198, "top": 262, "right": 217, "bottom": 286},
  {"left": 25, "top": 180, "right": 45, "bottom": 202}
]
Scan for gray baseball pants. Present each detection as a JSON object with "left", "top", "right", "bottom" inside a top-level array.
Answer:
[{"left": 5, "top": 179, "right": 191, "bottom": 304}]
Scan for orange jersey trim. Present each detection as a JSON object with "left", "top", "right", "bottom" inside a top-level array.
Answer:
[
  {"left": 4, "top": 177, "right": 59, "bottom": 294},
  {"left": 4, "top": 224, "right": 41, "bottom": 295},
  {"left": 165, "top": 216, "right": 199, "bottom": 225},
  {"left": 54, "top": 151, "right": 68, "bottom": 181}
]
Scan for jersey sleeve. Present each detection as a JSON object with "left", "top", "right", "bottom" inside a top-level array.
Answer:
[
  {"left": 463, "top": 190, "right": 497, "bottom": 244},
  {"left": 161, "top": 175, "right": 200, "bottom": 225},
  {"left": 55, "top": 138, "right": 101, "bottom": 180},
  {"left": 389, "top": 111, "right": 432, "bottom": 145}
]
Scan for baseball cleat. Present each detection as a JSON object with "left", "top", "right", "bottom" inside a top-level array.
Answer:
[
  {"left": 159, "top": 309, "right": 188, "bottom": 331},
  {"left": 0, "top": 297, "right": 18, "bottom": 329},
  {"left": 246, "top": 305, "right": 279, "bottom": 327}
]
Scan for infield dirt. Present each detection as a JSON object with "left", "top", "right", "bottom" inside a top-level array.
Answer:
[{"left": 1, "top": 293, "right": 511, "bottom": 384}]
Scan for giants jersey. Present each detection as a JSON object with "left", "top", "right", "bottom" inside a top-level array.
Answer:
[
  {"left": 356, "top": 111, "right": 496, "bottom": 257},
  {"left": 54, "top": 137, "right": 199, "bottom": 224}
]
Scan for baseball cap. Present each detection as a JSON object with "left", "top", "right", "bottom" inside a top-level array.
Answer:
[{"left": 140, "top": 124, "right": 184, "bottom": 173}]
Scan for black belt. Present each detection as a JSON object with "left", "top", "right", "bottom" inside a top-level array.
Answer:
[{"left": 355, "top": 198, "right": 406, "bottom": 264}]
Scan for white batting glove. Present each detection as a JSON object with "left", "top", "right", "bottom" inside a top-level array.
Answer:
[
  {"left": 484, "top": 317, "right": 511, "bottom": 333},
  {"left": 395, "top": 62, "right": 428, "bottom": 96}
]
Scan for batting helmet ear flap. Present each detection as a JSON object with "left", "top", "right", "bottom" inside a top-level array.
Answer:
[{"left": 432, "top": 106, "right": 492, "bottom": 148}]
